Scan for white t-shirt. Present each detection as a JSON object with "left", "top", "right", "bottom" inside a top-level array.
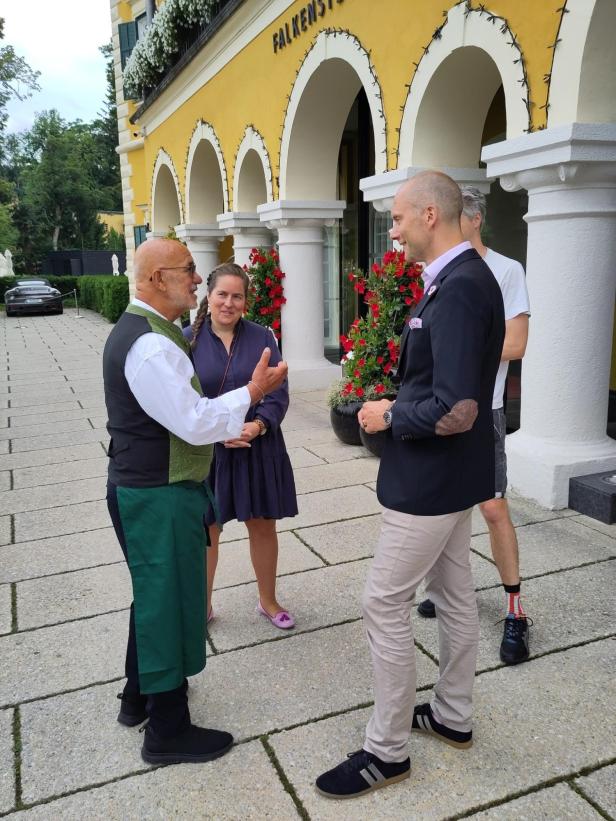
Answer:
[{"left": 483, "top": 249, "right": 531, "bottom": 410}]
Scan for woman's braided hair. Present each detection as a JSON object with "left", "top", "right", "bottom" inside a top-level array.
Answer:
[{"left": 190, "top": 262, "right": 250, "bottom": 347}]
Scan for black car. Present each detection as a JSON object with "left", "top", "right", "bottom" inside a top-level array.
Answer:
[{"left": 4, "top": 279, "right": 64, "bottom": 317}]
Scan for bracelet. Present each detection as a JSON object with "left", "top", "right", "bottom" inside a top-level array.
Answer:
[
  {"left": 248, "top": 380, "right": 265, "bottom": 402},
  {"left": 254, "top": 418, "right": 267, "bottom": 436}
]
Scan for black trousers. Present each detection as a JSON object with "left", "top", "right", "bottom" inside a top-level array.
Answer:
[{"left": 107, "top": 481, "right": 190, "bottom": 738}]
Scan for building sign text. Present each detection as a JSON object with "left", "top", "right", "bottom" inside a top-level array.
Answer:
[{"left": 273, "top": 0, "right": 346, "bottom": 54}]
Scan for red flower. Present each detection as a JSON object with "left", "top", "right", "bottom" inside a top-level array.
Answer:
[
  {"left": 404, "top": 296, "right": 413, "bottom": 305},
  {"left": 382, "top": 250, "right": 399, "bottom": 265},
  {"left": 355, "top": 387, "right": 364, "bottom": 397},
  {"left": 358, "top": 358, "right": 366, "bottom": 367},
  {"left": 374, "top": 384, "right": 385, "bottom": 394}
]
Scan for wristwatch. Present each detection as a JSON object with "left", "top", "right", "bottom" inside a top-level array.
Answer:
[
  {"left": 383, "top": 402, "right": 395, "bottom": 428},
  {"left": 254, "top": 418, "right": 267, "bottom": 436}
]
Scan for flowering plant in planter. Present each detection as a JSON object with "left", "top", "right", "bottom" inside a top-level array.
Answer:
[
  {"left": 336, "top": 250, "right": 424, "bottom": 403},
  {"left": 244, "top": 247, "right": 286, "bottom": 341}
]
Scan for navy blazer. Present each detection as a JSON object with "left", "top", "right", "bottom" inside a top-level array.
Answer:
[{"left": 376, "top": 248, "right": 505, "bottom": 516}]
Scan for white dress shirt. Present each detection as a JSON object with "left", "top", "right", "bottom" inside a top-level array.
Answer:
[{"left": 124, "top": 299, "right": 250, "bottom": 445}]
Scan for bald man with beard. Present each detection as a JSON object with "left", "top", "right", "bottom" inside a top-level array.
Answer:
[{"left": 103, "top": 238, "right": 287, "bottom": 765}]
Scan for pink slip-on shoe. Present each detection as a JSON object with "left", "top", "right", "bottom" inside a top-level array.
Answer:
[{"left": 257, "top": 601, "right": 295, "bottom": 630}]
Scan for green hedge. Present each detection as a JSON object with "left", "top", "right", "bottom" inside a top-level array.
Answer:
[
  {"left": 78, "top": 275, "right": 129, "bottom": 323},
  {"left": 0, "top": 276, "right": 80, "bottom": 303}
]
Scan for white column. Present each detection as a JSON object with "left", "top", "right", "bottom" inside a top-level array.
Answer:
[
  {"left": 483, "top": 123, "right": 616, "bottom": 508},
  {"left": 360, "top": 167, "right": 492, "bottom": 213},
  {"left": 257, "top": 200, "right": 345, "bottom": 390},
  {"left": 174, "top": 224, "right": 224, "bottom": 319},
  {"left": 217, "top": 212, "right": 273, "bottom": 268}
]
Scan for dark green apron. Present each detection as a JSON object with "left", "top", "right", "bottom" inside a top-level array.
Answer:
[{"left": 117, "top": 481, "right": 213, "bottom": 694}]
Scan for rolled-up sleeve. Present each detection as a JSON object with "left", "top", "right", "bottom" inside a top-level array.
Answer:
[{"left": 126, "top": 334, "right": 250, "bottom": 445}]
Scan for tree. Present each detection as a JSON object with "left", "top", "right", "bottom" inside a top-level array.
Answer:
[
  {"left": 0, "top": 17, "right": 40, "bottom": 159},
  {"left": 9, "top": 111, "right": 106, "bottom": 263},
  {"left": 0, "top": 32, "right": 124, "bottom": 270},
  {"left": 90, "top": 43, "right": 122, "bottom": 212}
]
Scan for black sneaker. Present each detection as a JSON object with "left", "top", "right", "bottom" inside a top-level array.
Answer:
[
  {"left": 412, "top": 703, "right": 472, "bottom": 749},
  {"left": 141, "top": 723, "right": 233, "bottom": 765},
  {"left": 316, "top": 749, "right": 410, "bottom": 799},
  {"left": 499, "top": 616, "right": 530, "bottom": 665},
  {"left": 417, "top": 598, "right": 436, "bottom": 618},
  {"left": 117, "top": 692, "right": 147, "bottom": 727}
]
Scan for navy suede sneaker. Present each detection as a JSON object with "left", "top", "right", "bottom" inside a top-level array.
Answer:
[
  {"left": 412, "top": 703, "right": 472, "bottom": 749},
  {"left": 417, "top": 598, "right": 436, "bottom": 618},
  {"left": 316, "top": 749, "right": 410, "bottom": 799}
]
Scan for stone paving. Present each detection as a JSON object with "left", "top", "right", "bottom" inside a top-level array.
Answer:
[{"left": 0, "top": 308, "right": 615, "bottom": 820}]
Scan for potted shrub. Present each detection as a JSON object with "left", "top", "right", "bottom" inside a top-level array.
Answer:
[
  {"left": 330, "top": 251, "right": 424, "bottom": 454},
  {"left": 328, "top": 379, "right": 365, "bottom": 445}
]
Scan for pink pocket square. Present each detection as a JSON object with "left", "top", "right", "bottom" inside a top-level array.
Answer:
[{"left": 409, "top": 317, "right": 423, "bottom": 329}]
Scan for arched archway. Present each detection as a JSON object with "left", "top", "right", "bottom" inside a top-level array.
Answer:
[
  {"left": 151, "top": 150, "right": 183, "bottom": 233},
  {"left": 185, "top": 122, "right": 228, "bottom": 223},
  {"left": 233, "top": 127, "right": 272, "bottom": 211},
  {"left": 398, "top": 2, "right": 528, "bottom": 168},
  {"left": 279, "top": 30, "right": 386, "bottom": 199},
  {"left": 549, "top": 0, "right": 616, "bottom": 126}
]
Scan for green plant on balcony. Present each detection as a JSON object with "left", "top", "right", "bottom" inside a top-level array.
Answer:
[{"left": 123, "top": 0, "right": 218, "bottom": 97}]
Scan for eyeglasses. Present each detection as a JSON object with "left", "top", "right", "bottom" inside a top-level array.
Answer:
[
  {"left": 158, "top": 262, "right": 197, "bottom": 275},
  {"left": 150, "top": 262, "right": 197, "bottom": 281}
]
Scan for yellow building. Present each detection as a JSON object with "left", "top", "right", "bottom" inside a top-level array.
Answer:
[
  {"left": 111, "top": 0, "right": 616, "bottom": 509},
  {"left": 98, "top": 210, "right": 125, "bottom": 236}
]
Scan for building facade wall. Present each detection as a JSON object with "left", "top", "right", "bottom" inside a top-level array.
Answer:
[{"left": 116, "top": 0, "right": 561, "bottom": 231}]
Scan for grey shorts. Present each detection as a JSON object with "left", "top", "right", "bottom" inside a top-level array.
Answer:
[{"left": 493, "top": 408, "right": 507, "bottom": 498}]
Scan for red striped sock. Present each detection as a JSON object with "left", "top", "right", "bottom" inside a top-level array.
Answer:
[{"left": 504, "top": 584, "right": 525, "bottom": 618}]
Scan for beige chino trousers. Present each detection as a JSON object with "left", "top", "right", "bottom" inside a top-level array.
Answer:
[{"left": 362, "top": 506, "right": 478, "bottom": 762}]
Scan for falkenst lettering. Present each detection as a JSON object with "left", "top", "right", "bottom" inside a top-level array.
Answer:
[{"left": 272, "top": 0, "right": 346, "bottom": 54}]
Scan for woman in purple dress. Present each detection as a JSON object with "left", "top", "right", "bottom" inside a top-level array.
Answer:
[{"left": 185, "top": 263, "right": 298, "bottom": 629}]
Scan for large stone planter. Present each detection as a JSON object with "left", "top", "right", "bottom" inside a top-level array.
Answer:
[
  {"left": 330, "top": 402, "right": 363, "bottom": 446},
  {"left": 359, "top": 426, "right": 390, "bottom": 458}
]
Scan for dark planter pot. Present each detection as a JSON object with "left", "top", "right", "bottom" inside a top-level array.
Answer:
[
  {"left": 359, "top": 426, "right": 390, "bottom": 458},
  {"left": 330, "top": 402, "right": 363, "bottom": 446}
]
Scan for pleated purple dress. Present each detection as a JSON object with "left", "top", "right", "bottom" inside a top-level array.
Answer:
[{"left": 184, "top": 318, "right": 298, "bottom": 525}]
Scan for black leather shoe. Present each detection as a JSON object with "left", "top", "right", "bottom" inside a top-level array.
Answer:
[
  {"left": 417, "top": 598, "right": 436, "bottom": 618},
  {"left": 316, "top": 749, "right": 410, "bottom": 799},
  {"left": 500, "top": 616, "right": 530, "bottom": 665},
  {"left": 141, "top": 723, "right": 234, "bottom": 765}
]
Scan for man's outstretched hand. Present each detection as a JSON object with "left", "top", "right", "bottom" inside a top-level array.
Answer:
[{"left": 247, "top": 348, "right": 288, "bottom": 404}]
